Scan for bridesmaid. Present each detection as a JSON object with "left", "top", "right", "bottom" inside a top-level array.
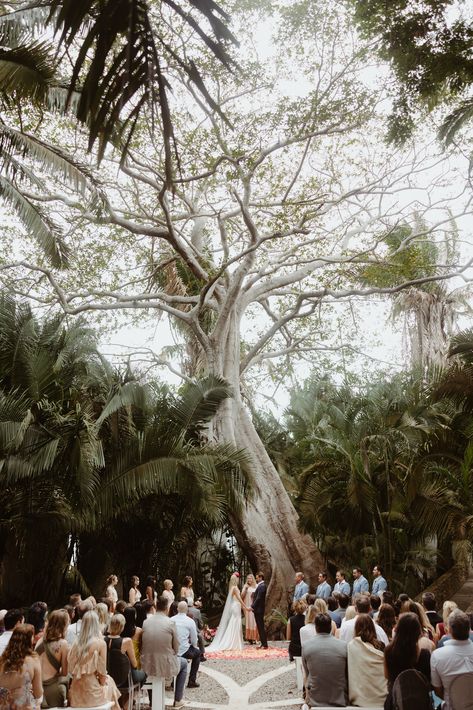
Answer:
[
  {"left": 129, "top": 575, "right": 141, "bottom": 605},
  {"left": 241, "top": 574, "right": 259, "bottom": 644},
  {"left": 180, "top": 576, "right": 194, "bottom": 607}
]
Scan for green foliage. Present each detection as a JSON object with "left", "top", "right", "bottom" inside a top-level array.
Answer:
[{"left": 348, "top": 0, "right": 473, "bottom": 143}]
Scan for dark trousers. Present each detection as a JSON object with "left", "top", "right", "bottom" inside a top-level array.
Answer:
[
  {"left": 254, "top": 612, "right": 268, "bottom": 647},
  {"left": 182, "top": 645, "right": 201, "bottom": 682}
]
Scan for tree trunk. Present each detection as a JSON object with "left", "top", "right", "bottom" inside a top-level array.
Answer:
[{"left": 208, "top": 310, "right": 324, "bottom": 621}]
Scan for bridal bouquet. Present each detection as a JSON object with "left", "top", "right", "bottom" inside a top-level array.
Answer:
[{"left": 202, "top": 625, "right": 217, "bottom": 644}]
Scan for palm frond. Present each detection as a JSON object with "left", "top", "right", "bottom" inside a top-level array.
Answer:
[
  {"left": 169, "top": 375, "right": 232, "bottom": 434},
  {"left": 439, "top": 98, "right": 473, "bottom": 146},
  {"left": 0, "top": 41, "right": 56, "bottom": 101},
  {"left": 0, "top": 175, "right": 69, "bottom": 267}
]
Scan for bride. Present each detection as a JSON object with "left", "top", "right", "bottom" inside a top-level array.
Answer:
[{"left": 206, "top": 573, "right": 250, "bottom": 651}]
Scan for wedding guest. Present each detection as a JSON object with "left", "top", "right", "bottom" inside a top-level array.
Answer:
[
  {"left": 174, "top": 601, "right": 201, "bottom": 688},
  {"left": 302, "top": 613, "right": 348, "bottom": 707},
  {"left": 302, "top": 599, "right": 337, "bottom": 639},
  {"left": 121, "top": 606, "right": 143, "bottom": 669},
  {"left": 129, "top": 576, "right": 141, "bottom": 606},
  {"left": 327, "top": 597, "right": 342, "bottom": 628},
  {"left": 377, "top": 603, "right": 396, "bottom": 641},
  {"left": 421, "top": 592, "right": 442, "bottom": 627},
  {"left": 68, "top": 611, "right": 120, "bottom": 709},
  {"left": 96, "top": 602, "right": 110, "bottom": 634},
  {"left": 0, "top": 609, "right": 24, "bottom": 655},
  {"left": 0, "top": 624, "right": 42, "bottom": 708},
  {"left": 141, "top": 596, "right": 187, "bottom": 709},
  {"left": 382, "top": 591, "right": 395, "bottom": 608},
  {"left": 286, "top": 599, "right": 307, "bottom": 661},
  {"left": 241, "top": 574, "right": 259, "bottom": 643},
  {"left": 400, "top": 601, "right": 435, "bottom": 651},
  {"left": 371, "top": 565, "right": 388, "bottom": 596},
  {"left": 134, "top": 602, "right": 147, "bottom": 629},
  {"left": 436, "top": 600, "right": 457, "bottom": 640},
  {"left": 160, "top": 579, "right": 174, "bottom": 613},
  {"left": 340, "top": 596, "right": 388, "bottom": 644},
  {"left": 431, "top": 609, "right": 473, "bottom": 706},
  {"left": 300, "top": 605, "right": 317, "bottom": 648},
  {"left": 384, "top": 612, "right": 431, "bottom": 710},
  {"left": 337, "top": 594, "right": 350, "bottom": 621},
  {"left": 348, "top": 615, "right": 387, "bottom": 707},
  {"left": 66, "top": 600, "right": 94, "bottom": 645},
  {"left": 105, "top": 613, "right": 146, "bottom": 689},
  {"left": 28, "top": 602, "right": 48, "bottom": 644},
  {"left": 115, "top": 600, "right": 127, "bottom": 615},
  {"left": 36, "top": 608, "right": 70, "bottom": 708}
]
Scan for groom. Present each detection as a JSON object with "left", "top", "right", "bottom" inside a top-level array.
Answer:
[{"left": 251, "top": 572, "right": 268, "bottom": 648}]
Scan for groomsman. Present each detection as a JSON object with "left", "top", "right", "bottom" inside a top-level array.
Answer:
[
  {"left": 315, "top": 571, "right": 332, "bottom": 599},
  {"left": 333, "top": 570, "right": 351, "bottom": 596},
  {"left": 293, "top": 572, "right": 309, "bottom": 602},
  {"left": 371, "top": 565, "right": 387, "bottom": 596},
  {"left": 252, "top": 572, "right": 268, "bottom": 648},
  {"left": 352, "top": 567, "right": 369, "bottom": 596}
]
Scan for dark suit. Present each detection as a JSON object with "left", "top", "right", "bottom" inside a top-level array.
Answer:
[{"left": 251, "top": 580, "right": 268, "bottom": 647}]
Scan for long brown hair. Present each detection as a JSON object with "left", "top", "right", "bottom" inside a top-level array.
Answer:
[
  {"left": 354, "top": 614, "right": 385, "bottom": 650},
  {"left": 44, "top": 609, "right": 69, "bottom": 642},
  {"left": 378, "top": 603, "right": 396, "bottom": 640},
  {"left": 0, "top": 624, "right": 35, "bottom": 672}
]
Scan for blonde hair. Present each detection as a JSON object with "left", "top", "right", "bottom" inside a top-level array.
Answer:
[
  {"left": 95, "top": 603, "right": 109, "bottom": 632},
  {"left": 345, "top": 605, "right": 356, "bottom": 621},
  {"left": 109, "top": 613, "right": 125, "bottom": 636},
  {"left": 442, "top": 600, "right": 458, "bottom": 625},
  {"left": 292, "top": 599, "right": 307, "bottom": 615},
  {"left": 305, "top": 605, "right": 317, "bottom": 625},
  {"left": 163, "top": 579, "right": 173, "bottom": 590},
  {"left": 72, "top": 611, "right": 102, "bottom": 665},
  {"left": 229, "top": 574, "right": 239, "bottom": 590},
  {"left": 313, "top": 598, "right": 328, "bottom": 614},
  {"left": 246, "top": 574, "right": 256, "bottom": 586}
]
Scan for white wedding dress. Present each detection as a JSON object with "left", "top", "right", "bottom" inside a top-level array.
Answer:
[{"left": 206, "top": 589, "right": 244, "bottom": 651}]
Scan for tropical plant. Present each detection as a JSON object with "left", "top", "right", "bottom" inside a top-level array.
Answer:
[{"left": 0, "top": 295, "right": 248, "bottom": 605}]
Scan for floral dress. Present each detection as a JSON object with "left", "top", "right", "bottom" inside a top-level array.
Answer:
[
  {"left": 242, "top": 586, "right": 259, "bottom": 641},
  {"left": 0, "top": 668, "right": 37, "bottom": 710}
]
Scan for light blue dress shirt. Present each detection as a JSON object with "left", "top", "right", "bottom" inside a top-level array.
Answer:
[
  {"left": 371, "top": 576, "right": 387, "bottom": 595},
  {"left": 293, "top": 580, "right": 309, "bottom": 601},
  {"left": 352, "top": 575, "right": 369, "bottom": 595},
  {"left": 333, "top": 580, "right": 351, "bottom": 596},
  {"left": 315, "top": 581, "right": 332, "bottom": 599}
]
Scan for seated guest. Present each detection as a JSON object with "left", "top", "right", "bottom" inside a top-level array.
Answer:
[
  {"left": 115, "top": 601, "right": 127, "bottom": 615},
  {"left": 436, "top": 600, "right": 457, "bottom": 641},
  {"left": 326, "top": 597, "right": 342, "bottom": 628},
  {"left": 377, "top": 603, "right": 396, "bottom": 642},
  {"left": 336, "top": 593, "right": 350, "bottom": 621},
  {"left": 134, "top": 603, "right": 147, "bottom": 629},
  {"left": 340, "top": 596, "right": 388, "bottom": 644},
  {"left": 66, "top": 600, "right": 94, "bottom": 645},
  {"left": 64, "top": 605, "right": 75, "bottom": 624},
  {"left": 348, "top": 614, "right": 387, "bottom": 707},
  {"left": 422, "top": 592, "right": 442, "bottom": 627},
  {"left": 0, "top": 609, "right": 24, "bottom": 655},
  {"left": 370, "top": 594, "right": 381, "bottom": 620},
  {"left": 394, "top": 593, "right": 410, "bottom": 619},
  {"left": 286, "top": 599, "right": 307, "bottom": 661},
  {"left": 121, "top": 607, "right": 143, "bottom": 669},
  {"left": 302, "top": 613, "right": 348, "bottom": 707},
  {"left": 96, "top": 603, "right": 110, "bottom": 634},
  {"left": 68, "top": 611, "right": 120, "bottom": 710},
  {"left": 300, "top": 605, "right": 317, "bottom": 648},
  {"left": 36, "top": 608, "right": 70, "bottom": 708},
  {"left": 437, "top": 609, "right": 473, "bottom": 647},
  {"left": 400, "top": 601, "right": 435, "bottom": 651},
  {"left": 173, "top": 601, "right": 201, "bottom": 688},
  {"left": 105, "top": 613, "right": 146, "bottom": 694},
  {"left": 384, "top": 612, "right": 431, "bottom": 710},
  {"left": 28, "top": 602, "right": 48, "bottom": 645},
  {"left": 141, "top": 596, "right": 187, "bottom": 709},
  {"left": 382, "top": 590, "right": 394, "bottom": 608},
  {"left": 431, "top": 609, "right": 473, "bottom": 707},
  {"left": 142, "top": 600, "right": 156, "bottom": 619},
  {"left": 0, "top": 624, "right": 42, "bottom": 708}
]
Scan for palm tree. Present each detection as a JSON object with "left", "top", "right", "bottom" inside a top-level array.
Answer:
[
  {"left": 0, "top": 295, "right": 247, "bottom": 605},
  {"left": 0, "top": 0, "right": 237, "bottom": 185}
]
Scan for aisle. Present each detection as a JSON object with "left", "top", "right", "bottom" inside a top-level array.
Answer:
[{"left": 164, "top": 646, "right": 302, "bottom": 710}]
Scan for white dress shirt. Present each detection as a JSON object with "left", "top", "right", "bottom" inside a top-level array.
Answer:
[
  {"left": 173, "top": 612, "right": 198, "bottom": 656},
  {"left": 431, "top": 639, "right": 473, "bottom": 709},
  {"left": 339, "top": 615, "right": 388, "bottom": 645}
]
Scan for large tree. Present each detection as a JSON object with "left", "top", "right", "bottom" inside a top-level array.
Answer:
[{"left": 0, "top": 1, "right": 471, "bottom": 611}]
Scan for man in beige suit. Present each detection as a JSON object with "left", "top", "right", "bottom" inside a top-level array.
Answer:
[{"left": 141, "top": 596, "right": 188, "bottom": 708}]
